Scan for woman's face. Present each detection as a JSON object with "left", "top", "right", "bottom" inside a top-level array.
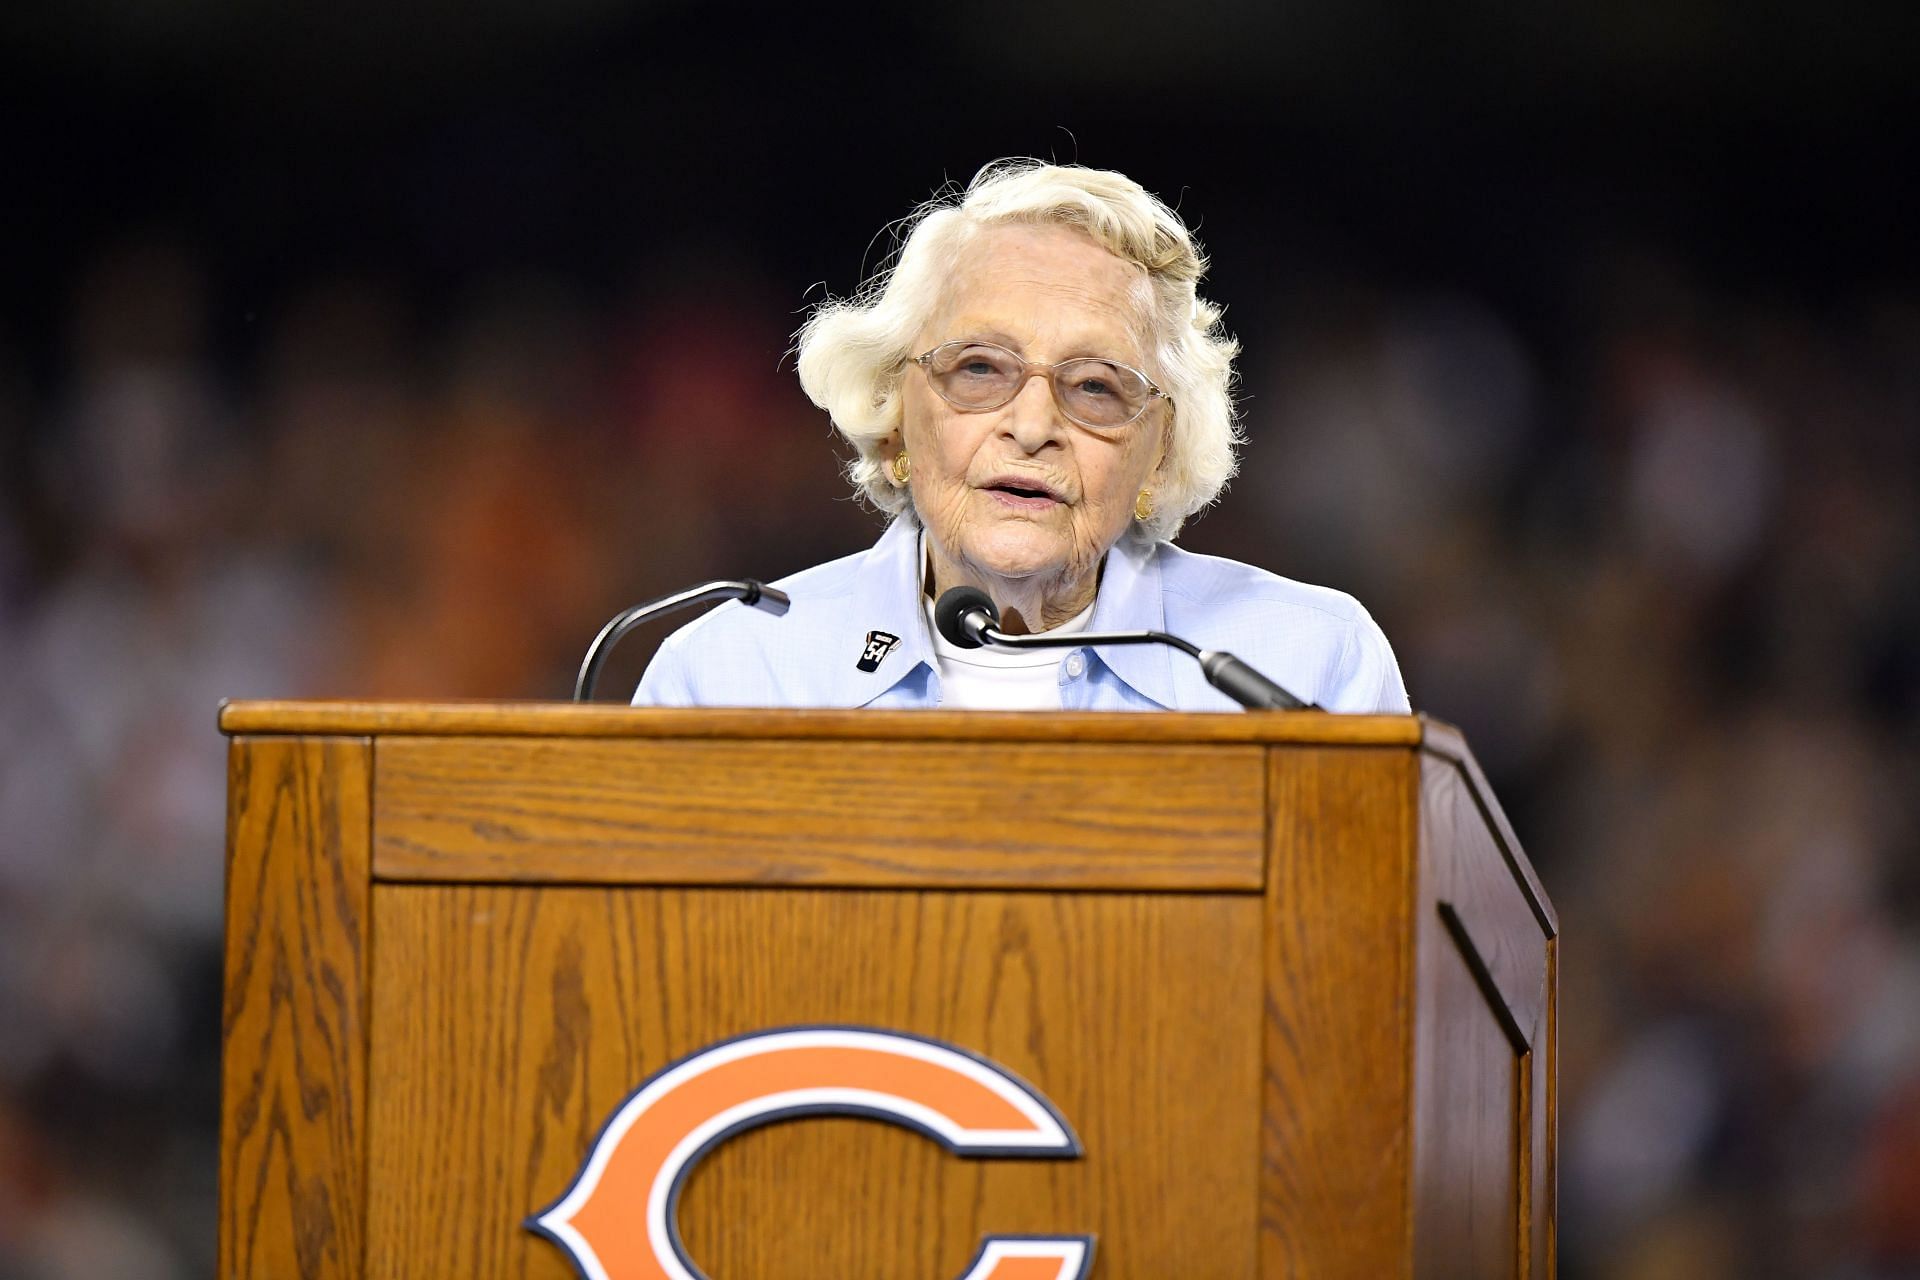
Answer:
[{"left": 896, "top": 223, "right": 1170, "bottom": 611}]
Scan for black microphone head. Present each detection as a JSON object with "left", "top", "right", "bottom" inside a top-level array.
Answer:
[
  {"left": 933, "top": 587, "right": 997, "bottom": 650},
  {"left": 742, "top": 581, "right": 791, "bottom": 616}
]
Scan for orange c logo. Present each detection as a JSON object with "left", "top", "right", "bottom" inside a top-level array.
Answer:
[{"left": 528, "top": 1026, "right": 1091, "bottom": 1280}]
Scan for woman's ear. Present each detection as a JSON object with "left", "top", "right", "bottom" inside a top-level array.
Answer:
[{"left": 1148, "top": 412, "right": 1175, "bottom": 484}]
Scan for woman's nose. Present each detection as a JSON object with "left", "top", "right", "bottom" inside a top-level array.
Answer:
[{"left": 1001, "top": 371, "right": 1065, "bottom": 450}]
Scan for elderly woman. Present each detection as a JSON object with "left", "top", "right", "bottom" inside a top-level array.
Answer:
[{"left": 636, "top": 161, "right": 1408, "bottom": 713}]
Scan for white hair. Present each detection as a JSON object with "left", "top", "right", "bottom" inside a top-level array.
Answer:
[{"left": 794, "top": 159, "right": 1242, "bottom": 541}]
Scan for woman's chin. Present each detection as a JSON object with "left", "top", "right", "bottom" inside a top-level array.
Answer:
[{"left": 957, "top": 530, "right": 1077, "bottom": 586}]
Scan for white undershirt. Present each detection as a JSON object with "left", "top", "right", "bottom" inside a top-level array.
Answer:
[{"left": 922, "top": 592, "right": 1094, "bottom": 710}]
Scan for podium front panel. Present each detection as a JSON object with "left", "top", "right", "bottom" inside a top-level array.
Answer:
[{"left": 363, "top": 884, "right": 1263, "bottom": 1278}]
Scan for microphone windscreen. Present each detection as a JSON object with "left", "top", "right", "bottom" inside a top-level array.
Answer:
[
  {"left": 745, "top": 582, "right": 791, "bottom": 616},
  {"left": 933, "top": 587, "right": 997, "bottom": 650}
]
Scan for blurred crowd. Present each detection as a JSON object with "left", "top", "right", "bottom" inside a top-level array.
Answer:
[
  {"left": 1240, "top": 265, "right": 1920, "bottom": 1278},
  {"left": 0, "top": 233, "right": 1916, "bottom": 1278}
]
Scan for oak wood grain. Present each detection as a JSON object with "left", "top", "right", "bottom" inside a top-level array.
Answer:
[
  {"left": 1420, "top": 720, "right": 1556, "bottom": 934},
  {"left": 1416, "top": 750, "right": 1557, "bottom": 1280},
  {"left": 372, "top": 737, "right": 1268, "bottom": 890},
  {"left": 219, "top": 736, "right": 371, "bottom": 1280},
  {"left": 363, "top": 885, "right": 1263, "bottom": 1278},
  {"left": 1544, "top": 935, "right": 1559, "bottom": 1274},
  {"left": 1411, "top": 917, "right": 1521, "bottom": 1280},
  {"left": 1260, "top": 745, "right": 1420, "bottom": 1278},
  {"left": 218, "top": 700, "right": 1423, "bottom": 746},
  {"left": 1419, "top": 768, "right": 1549, "bottom": 1041},
  {"left": 215, "top": 709, "right": 1556, "bottom": 1278}
]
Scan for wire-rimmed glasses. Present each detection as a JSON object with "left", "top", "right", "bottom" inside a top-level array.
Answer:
[{"left": 911, "top": 340, "right": 1168, "bottom": 429}]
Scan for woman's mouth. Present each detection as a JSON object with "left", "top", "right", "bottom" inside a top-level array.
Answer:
[{"left": 983, "top": 479, "right": 1062, "bottom": 510}]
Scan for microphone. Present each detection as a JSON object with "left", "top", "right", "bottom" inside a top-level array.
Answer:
[
  {"left": 933, "top": 586, "right": 1000, "bottom": 649},
  {"left": 932, "top": 586, "right": 1316, "bottom": 712},
  {"left": 574, "top": 579, "right": 790, "bottom": 702}
]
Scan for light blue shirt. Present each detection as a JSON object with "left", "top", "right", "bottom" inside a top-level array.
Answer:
[{"left": 634, "top": 515, "right": 1410, "bottom": 713}]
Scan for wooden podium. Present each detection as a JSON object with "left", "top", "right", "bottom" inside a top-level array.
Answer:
[{"left": 217, "top": 704, "right": 1555, "bottom": 1279}]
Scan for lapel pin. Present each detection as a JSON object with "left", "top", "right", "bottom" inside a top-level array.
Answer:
[{"left": 856, "top": 630, "right": 901, "bottom": 673}]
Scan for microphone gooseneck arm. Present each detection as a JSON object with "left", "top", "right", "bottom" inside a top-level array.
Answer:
[
  {"left": 574, "top": 579, "right": 790, "bottom": 702},
  {"left": 933, "top": 586, "right": 1316, "bottom": 712}
]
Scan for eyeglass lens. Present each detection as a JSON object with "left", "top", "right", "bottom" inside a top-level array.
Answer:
[{"left": 924, "top": 342, "right": 1152, "bottom": 427}]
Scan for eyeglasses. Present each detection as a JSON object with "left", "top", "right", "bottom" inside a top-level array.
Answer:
[{"left": 911, "top": 340, "right": 1168, "bottom": 429}]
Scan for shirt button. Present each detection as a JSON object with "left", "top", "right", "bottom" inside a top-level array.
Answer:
[{"left": 1065, "top": 652, "right": 1086, "bottom": 679}]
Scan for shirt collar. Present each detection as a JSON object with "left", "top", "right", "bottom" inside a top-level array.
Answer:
[
  {"left": 1084, "top": 529, "right": 1178, "bottom": 709},
  {"left": 839, "top": 513, "right": 936, "bottom": 708},
  {"left": 836, "top": 513, "right": 1177, "bottom": 710}
]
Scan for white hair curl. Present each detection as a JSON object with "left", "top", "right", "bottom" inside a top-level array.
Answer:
[{"left": 794, "top": 159, "right": 1242, "bottom": 541}]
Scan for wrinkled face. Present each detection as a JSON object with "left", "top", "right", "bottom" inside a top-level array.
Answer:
[{"left": 895, "top": 223, "right": 1170, "bottom": 600}]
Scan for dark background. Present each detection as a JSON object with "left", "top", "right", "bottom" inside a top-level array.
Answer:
[{"left": 2, "top": 3, "right": 1918, "bottom": 1276}]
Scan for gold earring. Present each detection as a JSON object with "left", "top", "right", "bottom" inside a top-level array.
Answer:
[
  {"left": 890, "top": 452, "right": 911, "bottom": 486},
  {"left": 1135, "top": 487, "right": 1154, "bottom": 521}
]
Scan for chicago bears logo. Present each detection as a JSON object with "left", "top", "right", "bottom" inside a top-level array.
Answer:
[{"left": 528, "top": 1026, "right": 1090, "bottom": 1280}]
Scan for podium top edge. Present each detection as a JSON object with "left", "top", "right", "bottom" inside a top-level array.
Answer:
[{"left": 218, "top": 700, "right": 1428, "bottom": 746}]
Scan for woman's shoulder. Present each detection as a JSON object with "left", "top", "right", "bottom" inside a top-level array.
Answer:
[
  {"left": 1149, "top": 541, "right": 1409, "bottom": 714},
  {"left": 632, "top": 535, "right": 900, "bottom": 706},
  {"left": 1154, "top": 541, "right": 1376, "bottom": 625}
]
